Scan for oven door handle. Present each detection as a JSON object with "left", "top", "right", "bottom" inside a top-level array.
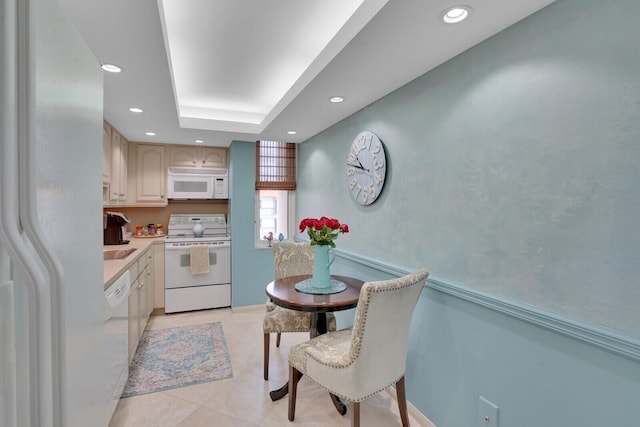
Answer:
[{"left": 164, "top": 242, "right": 231, "bottom": 250}]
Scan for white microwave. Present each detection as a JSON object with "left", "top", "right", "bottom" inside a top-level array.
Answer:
[{"left": 167, "top": 167, "right": 229, "bottom": 200}]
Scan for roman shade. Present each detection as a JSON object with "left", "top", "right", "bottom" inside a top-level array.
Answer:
[{"left": 255, "top": 140, "right": 296, "bottom": 190}]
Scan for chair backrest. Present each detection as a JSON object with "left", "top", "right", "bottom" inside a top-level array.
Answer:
[
  {"left": 347, "top": 269, "right": 429, "bottom": 397},
  {"left": 273, "top": 242, "right": 314, "bottom": 279}
]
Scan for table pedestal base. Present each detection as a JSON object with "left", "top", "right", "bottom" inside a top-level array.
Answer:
[
  {"left": 269, "top": 383, "right": 290, "bottom": 401},
  {"left": 269, "top": 374, "right": 347, "bottom": 416},
  {"left": 329, "top": 393, "right": 348, "bottom": 415}
]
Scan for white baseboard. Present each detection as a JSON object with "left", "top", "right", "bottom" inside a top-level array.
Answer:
[
  {"left": 231, "top": 303, "right": 264, "bottom": 313},
  {"left": 384, "top": 387, "right": 436, "bottom": 427}
]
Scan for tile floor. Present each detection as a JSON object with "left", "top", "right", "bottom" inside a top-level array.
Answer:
[{"left": 108, "top": 306, "right": 427, "bottom": 427}]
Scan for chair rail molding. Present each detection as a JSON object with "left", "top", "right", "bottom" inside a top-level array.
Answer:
[
  {"left": 427, "top": 277, "right": 640, "bottom": 363},
  {"left": 300, "top": 240, "right": 640, "bottom": 363}
]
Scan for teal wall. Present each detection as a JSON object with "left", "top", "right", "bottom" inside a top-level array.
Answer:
[
  {"left": 229, "top": 141, "right": 275, "bottom": 307},
  {"left": 295, "top": 0, "right": 639, "bottom": 426},
  {"left": 297, "top": 0, "right": 640, "bottom": 339}
]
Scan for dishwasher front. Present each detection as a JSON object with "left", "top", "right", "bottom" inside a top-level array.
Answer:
[{"left": 104, "top": 270, "right": 131, "bottom": 423}]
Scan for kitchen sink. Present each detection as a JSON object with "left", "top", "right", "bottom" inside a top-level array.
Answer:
[{"left": 103, "top": 248, "right": 137, "bottom": 260}]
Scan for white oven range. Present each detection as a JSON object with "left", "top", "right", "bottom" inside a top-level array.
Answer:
[{"left": 164, "top": 214, "right": 231, "bottom": 313}]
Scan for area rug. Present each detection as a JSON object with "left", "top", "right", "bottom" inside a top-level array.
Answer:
[{"left": 122, "top": 322, "right": 233, "bottom": 397}]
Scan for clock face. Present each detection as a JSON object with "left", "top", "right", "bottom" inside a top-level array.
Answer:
[{"left": 346, "top": 131, "right": 387, "bottom": 205}]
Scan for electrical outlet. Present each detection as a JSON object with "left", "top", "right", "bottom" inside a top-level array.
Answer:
[{"left": 479, "top": 396, "right": 500, "bottom": 427}]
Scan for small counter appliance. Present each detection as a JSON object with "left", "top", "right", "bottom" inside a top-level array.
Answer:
[{"left": 103, "top": 211, "right": 130, "bottom": 245}]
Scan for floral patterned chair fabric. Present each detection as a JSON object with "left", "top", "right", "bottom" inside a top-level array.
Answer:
[
  {"left": 287, "top": 269, "right": 429, "bottom": 427},
  {"left": 263, "top": 242, "right": 336, "bottom": 380}
]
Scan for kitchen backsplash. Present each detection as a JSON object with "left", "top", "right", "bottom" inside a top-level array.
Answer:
[{"left": 104, "top": 200, "right": 228, "bottom": 234}]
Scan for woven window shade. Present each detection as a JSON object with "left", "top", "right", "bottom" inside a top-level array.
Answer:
[{"left": 255, "top": 140, "right": 296, "bottom": 190}]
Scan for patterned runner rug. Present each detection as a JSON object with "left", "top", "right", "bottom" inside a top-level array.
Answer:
[{"left": 122, "top": 322, "right": 233, "bottom": 397}]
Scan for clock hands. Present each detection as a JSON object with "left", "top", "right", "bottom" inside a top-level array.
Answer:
[
  {"left": 346, "top": 162, "right": 370, "bottom": 173},
  {"left": 347, "top": 154, "right": 370, "bottom": 172}
]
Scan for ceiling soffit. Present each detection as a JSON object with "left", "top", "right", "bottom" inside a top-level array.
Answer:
[{"left": 158, "top": 0, "right": 389, "bottom": 134}]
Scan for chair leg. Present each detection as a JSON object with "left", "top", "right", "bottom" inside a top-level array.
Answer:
[
  {"left": 288, "top": 366, "right": 301, "bottom": 421},
  {"left": 351, "top": 401, "right": 360, "bottom": 427},
  {"left": 263, "top": 333, "right": 270, "bottom": 380},
  {"left": 396, "top": 376, "right": 410, "bottom": 427},
  {"left": 276, "top": 332, "right": 282, "bottom": 347}
]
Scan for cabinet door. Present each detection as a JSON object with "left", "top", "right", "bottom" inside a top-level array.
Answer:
[
  {"left": 146, "top": 250, "right": 154, "bottom": 316},
  {"left": 109, "top": 131, "right": 122, "bottom": 200},
  {"left": 109, "top": 131, "right": 128, "bottom": 201},
  {"left": 168, "top": 146, "right": 198, "bottom": 167},
  {"left": 138, "top": 273, "right": 149, "bottom": 338},
  {"left": 200, "top": 147, "right": 227, "bottom": 168},
  {"left": 119, "top": 138, "right": 128, "bottom": 201},
  {"left": 152, "top": 243, "right": 165, "bottom": 309},
  {"left": 136, "top": 145, "right": 165, "bottom": 202},
  {"left": 128, "top": 281, "right": 140, "bottom": 362},
  {"left": 168, "top": 145, "right": 228, "bottom": 168},
  {"left": 142, "top": 249, "right": 154, "bottom": 320},
  {"left": 102, "top": 122, "right": 111, "bottom": 184}
]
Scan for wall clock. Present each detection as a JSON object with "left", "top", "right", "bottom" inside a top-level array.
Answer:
[{"left": 346, "top": 131, "right": 387, "bottom": 205}]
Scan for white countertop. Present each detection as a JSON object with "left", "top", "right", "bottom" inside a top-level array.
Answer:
[{"left": 103, "top": 236, "right": 164, "bottom": 289}]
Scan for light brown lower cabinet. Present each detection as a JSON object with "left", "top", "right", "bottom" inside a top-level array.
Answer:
[{"left": 128, "top": 247, "right": 154, "bottom": 361}]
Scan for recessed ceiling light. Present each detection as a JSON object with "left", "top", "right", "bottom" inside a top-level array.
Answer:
[
  {"left": 129, "top": 107, "right": 143, "bottom": 113},
  {"left": 287, "top": 131, "right": 297, "bottom": 135},
  {"left": 145, "top": 132, "right": 156, "bottom": 136},
  {"left": 100, "top": 63, "right": 122, "bottom": 73},
  {"left": 329, "top": 96, "right": 344, "bottom": 103},
  {"left": 442, "top": 5, "right": 471, "bottom": 24},
  {"left": 195, "top": 139, "right": 204, "bottom": 143}
]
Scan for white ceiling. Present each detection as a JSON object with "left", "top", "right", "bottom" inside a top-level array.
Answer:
[{"left": 57, "top": 0, "right": 555, "bottom": 147}]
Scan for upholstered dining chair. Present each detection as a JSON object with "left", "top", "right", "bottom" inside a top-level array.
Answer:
[
  {"left": 263, "top": 242, "right": 337, "bottom": 380},
  {"left": 287, "top": 268, "right": 429, "bottom": 427}
]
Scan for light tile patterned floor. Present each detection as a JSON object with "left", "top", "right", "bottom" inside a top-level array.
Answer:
[{"left": 108, "top": 306, "right": 425, "bottom": 427}]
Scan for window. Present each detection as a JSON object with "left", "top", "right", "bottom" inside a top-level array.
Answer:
[
  {"left": 257, "top": 190, "right": 289, "bottom": 240},
  {"left": 255, "top": 141, "right": 296, "bottom": 245}
]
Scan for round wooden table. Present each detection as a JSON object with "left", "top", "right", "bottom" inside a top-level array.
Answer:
[
  {"left": 265, "top": 274, "right": 365, "bottom": 412},
  {"left": 266, "top": 274, "right": 364, "bottom": 336}
]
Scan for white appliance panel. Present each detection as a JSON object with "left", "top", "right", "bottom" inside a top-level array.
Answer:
[
  {"left": 164, "top": 214, "right": 231, "bottom": 313},
  {"left": 0, "top": 0, "right": 106, "bottom": 426},
  {"left": 165, "top": 213, "right": 229, "bottom": 239},
  {"left": 166, "top": 168, "right": 228, "bottom": 200},
  {"left": 103, "top": 272, "right": 130, "bottom": 420},
  {"left": 164, "top": 242, "right": 231, "bottom": 289},
  {"left": 165, "top": 285, "right": 231, "bottom": 313}
]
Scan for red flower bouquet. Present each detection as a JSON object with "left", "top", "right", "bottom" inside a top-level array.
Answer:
[{"left": 299, "top": 216, "right": 349, "bottom": 248}]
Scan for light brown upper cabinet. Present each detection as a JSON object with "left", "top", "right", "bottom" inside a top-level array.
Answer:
[
  {"left": 135, "top": 144, "right": 166, "bottom": 203},
  {"left": 103, "top": 121, "right": 112, "bottom": 184},
  {"left": 109, "top": 128, "right": 128, "bottom": 202},
  {"left": 168, "top": 146, "right": 227, "bottom": 169}
]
